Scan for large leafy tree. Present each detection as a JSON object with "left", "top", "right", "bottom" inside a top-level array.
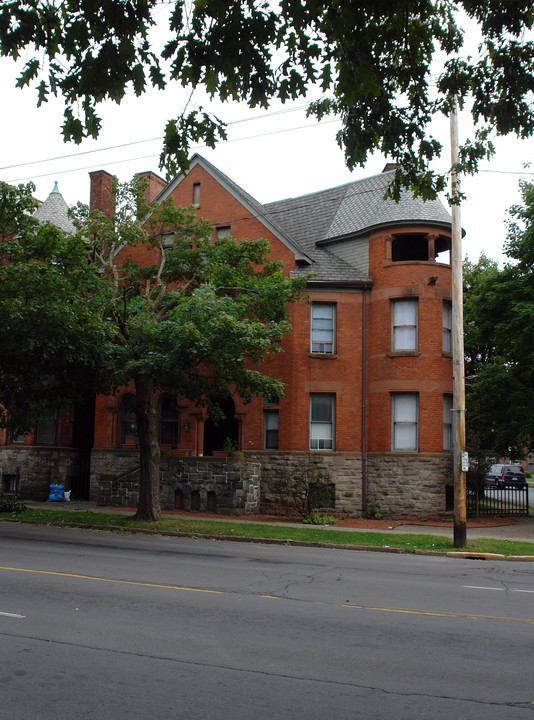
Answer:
[
  {"left": 464, "top": 181, "right": 534, "bottom": 460},
  {"left": 0, "top": 181, "right": 110, "bottom": 434},
  {"left": 1, "top": 1, "right": 533, "bottom": 198},
  {"left": 0, "top": 179, "right": 304, "bottom": 520}
]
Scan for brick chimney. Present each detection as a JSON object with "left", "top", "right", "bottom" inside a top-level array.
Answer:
[
  {"left": 136, "top": 171, "right": 168, "bottom": 204},
  {"left": 89, "top": 170, "right": 115, "bottom": 217}
]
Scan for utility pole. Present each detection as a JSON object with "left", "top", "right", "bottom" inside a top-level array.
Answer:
[{"left": 450, "top": 96, "right": 467, "bottom": 548}]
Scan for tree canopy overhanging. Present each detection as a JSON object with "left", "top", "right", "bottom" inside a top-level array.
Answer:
[
  {"left": 0, "top": 178, "right": 305, "bottom": 519},
  {"left": 1, "top": 0, "right": 533, "bottom": 198},
  {"left": 464, "top": 181, "right": 534, "bottom": 460}
]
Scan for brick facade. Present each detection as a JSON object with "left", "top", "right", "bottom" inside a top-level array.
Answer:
[{"left": 1, "top": 158, "right": 455, "bottom": 518}]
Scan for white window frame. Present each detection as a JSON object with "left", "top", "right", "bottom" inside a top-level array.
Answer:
[
  {"left": 309, "top": 394, "right": 335, "bottom": 451},
  {"left": 311, "top": 303, "right": 335, "bottom": 354},
  {"left": 391, "top": 393, "right": 418, "bottom": 452},
  {"left": 443, "top": 301, "right": 452, "bottom": 354},
  {"left": 443, "top": 394, "right": 453, "bottom": 452},
  {"left": 391, "top": 298, "right": 418, "bottom": 351}
]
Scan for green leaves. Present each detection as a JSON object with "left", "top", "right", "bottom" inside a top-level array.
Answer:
[
  {"left": 464, "top": 182, "right": 534, "bottom": 458},
  {"left": 2, "top": 1, "right": 534, "bottom": 196}
]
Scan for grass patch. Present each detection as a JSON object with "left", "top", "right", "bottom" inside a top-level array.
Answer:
[{"left": 2, "top": 508, "right": 534, "bottom": 557}]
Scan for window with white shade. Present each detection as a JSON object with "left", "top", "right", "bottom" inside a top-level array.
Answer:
[
  {"left": 264, "top": 410, "right": 279, "bottom": 449},
  {"left": 309, "top": 394, "right": 335, "bottom": 450},
  {"left": 443, "top": 301, "right": 452, "bottom": 354},
  {"left": 391, "top": 393, "right": 418, "bottom": 451},
  {"left": 311, "top": 303, "right": 335, "bottom": 354},
  {"left": 391, "top": 299, "right": 418, "bottom": 351}
]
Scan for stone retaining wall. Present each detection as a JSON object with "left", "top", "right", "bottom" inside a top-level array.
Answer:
[
  {"left": 0, "top": 446, "right": 81, "bottom": 500},
  {"left": 91, "top": 449, "right": 261, "bottom": 515}
]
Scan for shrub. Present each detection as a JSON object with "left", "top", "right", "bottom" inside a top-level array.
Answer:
[
  {"left": 0, "top": 492, "right": 27, "bottom": 515},
  {"left": 302, "top": 511, "right": 336, "bottom": 525}
]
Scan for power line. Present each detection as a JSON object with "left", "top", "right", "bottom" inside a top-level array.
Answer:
[
  {"left": 0, "top": 103, "right": 313, "bottom": 173},
  {"left": 7, "top": 118, "right": 341, "bottom": 183}
]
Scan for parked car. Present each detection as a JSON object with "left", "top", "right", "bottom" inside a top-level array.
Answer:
[{"left": 485, "top": 464, "right": 527, "bottom": 489}]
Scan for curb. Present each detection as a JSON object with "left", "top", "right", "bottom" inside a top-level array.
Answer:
[{"left": 4, "top": 517, "right": 534, "bottom": 561}]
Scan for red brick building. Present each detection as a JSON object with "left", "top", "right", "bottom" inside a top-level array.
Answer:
[{"left": 1, "top": 156, "right": 454, "bottom": 516}]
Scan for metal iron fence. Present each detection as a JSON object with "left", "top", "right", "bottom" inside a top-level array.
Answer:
[{"left": 467, "top": 483, "right": 530, "bottom": 517}]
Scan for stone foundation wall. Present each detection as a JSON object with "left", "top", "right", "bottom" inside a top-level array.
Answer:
[
  {"left": 366, "top": 452, "right": 453, "bottom": 517},
  {"left": 1, "top": 445, "right": 453, "bottom": 518},
  {"left": 250, "top": 452, "right": 363, "bottom": 516},
  {"left": 0, "top": 446, "right": 82, "bottom": 500}
]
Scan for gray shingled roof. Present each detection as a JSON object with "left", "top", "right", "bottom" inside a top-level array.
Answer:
[
  {"left": 34, "top": 182, "right": 75, "bottom": 234},
  {"left": 264, "top": 170, "right": 451, "bottom": 249},
  {"left": 263, "top": 169, "right": 452, "bottom": 284},
  {"left": 159, "top": 156, "right": 452, "bottom": 286}
]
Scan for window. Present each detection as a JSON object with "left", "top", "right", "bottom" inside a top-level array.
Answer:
[
  {"left": 2, "top": 474, "right": 19, "bottom": 494},
  {"left": 120, "top": 394, "right": 138, "bottom": 446},
  {"left": 443, "top": 395, "right": 453, "bottom": 452},
  {"left": 192, "top": 182, "right": 200, "bottom": 206},
  {"left": 392, "top": 299, "right": 418, "bottom": 351},
  {"left": 264, "top": 410, "right": 279, "bottom": 449},
  {"left": 443, "top": 301, "right": 452, "bottom": 354},
  {"left": 35, "top": 418, "right": 57, "bottom": 445},
  {"left": 311, "top": 303, "right": 335, "bottom": 354},
  {"left": 216, "top": 226, "right": 231, "bottom": 239},
  {"left": 391, "top": 393, "right": 418, "bottom": 451},
  {"left": 309, "top": 394, "right": 335, "bottom": 450},
  {"left": 158, "top": 395, "right": 179, "bottom": 446},
  {"left": 392, "top": 234, "right": 428, "bottom": 261}
]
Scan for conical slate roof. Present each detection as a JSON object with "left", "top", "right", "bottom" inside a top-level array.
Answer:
[{"left": 34, "top": 182, "right": 75, "bottom": 234}]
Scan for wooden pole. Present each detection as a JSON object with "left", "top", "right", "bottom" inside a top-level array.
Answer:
[{"left": 450, "top": 97, "right": 467, "bottom": 548}]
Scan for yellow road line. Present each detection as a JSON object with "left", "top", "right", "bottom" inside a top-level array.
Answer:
[
  {"left": 0, "top": 566, "right": 223, "bottom": 594},
  {"left": 341, "top": 603, "right": 534, "bottom": 625},
  {"left": 2, "top": 566, "right": 533, "bottom": 624}
]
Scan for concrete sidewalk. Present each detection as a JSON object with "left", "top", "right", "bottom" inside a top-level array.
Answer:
[{"left": 25, "top": 501, "right": 534, "bottom": 544}]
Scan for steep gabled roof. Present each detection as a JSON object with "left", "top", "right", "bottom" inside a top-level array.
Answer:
[
  {"left": 34, "top": 182, "right": 75, "bottom": 234},
  {"left": 155, "top": 154, "right": 313, "bottom": 263},
  {"left": 153, "top": 156, "right": 452, "bottom": 287}
]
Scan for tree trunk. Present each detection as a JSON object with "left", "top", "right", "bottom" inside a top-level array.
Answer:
[{"left": 133, "top": 374, "right": 161, "bottom": 521}]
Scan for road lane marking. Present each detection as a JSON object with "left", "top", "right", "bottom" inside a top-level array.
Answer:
[
  {"left": 2, "top": 566, "right": 532, "bottom": 624},
  {"left": 465, "top": 585, "right": 534, "bottom": 594},
  {"left": 464, "top": 585, "right": 504, "bottom": 591},
  {"left": 0, "top": 566, "right": 224, "bottom": 595},
  {"left": 0, "top": 611, "right": 25, "bottom": 618},
  {"left": 341, "top": 603, "right": 534, "bottom": 625}
]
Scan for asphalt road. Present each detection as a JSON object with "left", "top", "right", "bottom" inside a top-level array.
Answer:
[{"left": 1, "top": 523, "right": 534, "bottom": 719}]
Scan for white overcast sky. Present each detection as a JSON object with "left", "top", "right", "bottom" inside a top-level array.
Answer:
[{"left": 1, "top": 40, "right": 533, "bottom": 265}]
